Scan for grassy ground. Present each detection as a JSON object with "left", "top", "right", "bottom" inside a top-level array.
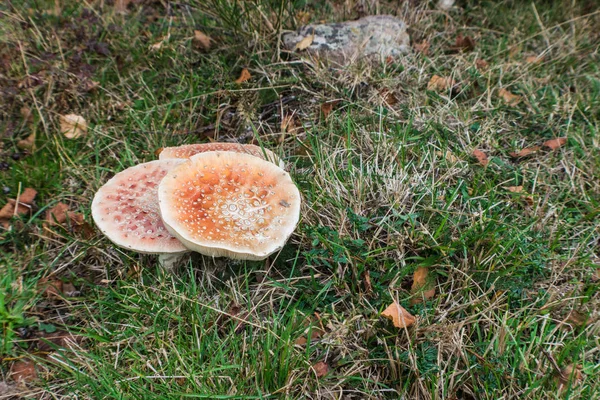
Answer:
[{"left": 1, "top": 0, "right": 599, "bottom": 398}]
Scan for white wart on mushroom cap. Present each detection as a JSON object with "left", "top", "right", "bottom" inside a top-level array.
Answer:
[
  {"left": 92, "top": 159, "right": 188, "bottom": 254},
  {"left": 158, "top": 151, "right": 301, "bottom": 260},
  {"left": 158, "top": 143, "right": 285, "bottom": 169}
]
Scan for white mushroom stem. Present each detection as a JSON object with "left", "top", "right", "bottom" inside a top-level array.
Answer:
[{"left": 158, "top": 252, "right": 189, "bottom": 269}]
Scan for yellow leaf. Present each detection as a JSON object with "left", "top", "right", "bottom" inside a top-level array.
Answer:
[
  {"left": 294, "top": 32, "right": 314, "bottom": 51},
  {"left": 498, "top": 88, "right": 521, "bottom": 106},
  {"left": 381, "top": 301, "right": 415, "bottom": 328},
  {"left": 235, "top": 68, "right": 251, "bottom": 84},
  {"left": 60, "top": 114, "right": 87, "bottom": 139},
  {"left": 193, "top": 30, "right": 211, "bottom": 51}
]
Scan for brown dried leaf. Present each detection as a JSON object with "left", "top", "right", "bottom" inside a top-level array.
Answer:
[
  {"left": 381, "top": 302, "right": 416, "bottom": 328},
  {"left": 505, "top": 186, "right": 524, "bottom": 193},
  {"left": 321, "top": 100, "right": 339, "bottom": 119},
  {"left": 543, "top": 137, "right": 567, "bottom": 150},
  {"left": 312, "top": 361, "right": 329, "bottom": 378},
  {"left": 21, "top": 106, "right": 33, "bottom": 125},
  {"left": 10, "top": 361, "right": 37, "bottom": 383},
  {"left": 509, "top": 146, "right": 541, "bottom": 158},
  {"left": 0, "top": 188, "right": 37, "bottom": 228},
  {"left": 526, "top": 55, "right": 543, "bottom": 64},
  {"left": 235, "top": 68, "right": 251, "bottom": 84},
  {"left": 82, "top": 80, "right": 100, "bottom": 92},
  {"left": 38, "top": 277, "right": 63, "bottom": 298},
  {"left": 498, "top": 88, "right": 521, "bottom": 106},
  {"left": 379, "top": 88, "right": 398, "bottom": 106},
  {"left": 475, "top": 59, "right": 489, "bottom": 70},
  {"left": 454, "top": 34, "right": 475, "bottom": 51},
  {"left": 472, "top": 149, "right": 489, "bottom": 167},
  {"left": 410, "top": 267, "right": 435, "bottom": 304},
  {"left": 60, "top": 114, "right": 87, "bottom": 139},
  {"left": 427, "top": 75, "right": 455, "bottom": 92},
  {"left": 18, "top": 188, "right": 37, "bottom": 205},
  {"left": 362, "top": 270, "right": 372, "bottom": 294},
  {"left": 556, "top": 364, "right": 583, "bottom": 392},
  {"left": 280, "top": 114, "right": 299, "bottom": 134},
  {"left": 565, "top": 310, "right": 588, "bottom": 328},
  {"left": 294, "top": 32, "right": 314, "bottom": 51},
  {"left": 413, "top": 40, "right": 430, "bottom": 55},
  {"left": 193, "top": 30, "right": 211, "bottom": 51},
  {"left": 436, "top": 150, "right": 460, "bottom": 163}
]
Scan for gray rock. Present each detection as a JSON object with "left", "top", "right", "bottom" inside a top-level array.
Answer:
[{"left": 283, "top": 15, "right": 410, "bottom": 65}]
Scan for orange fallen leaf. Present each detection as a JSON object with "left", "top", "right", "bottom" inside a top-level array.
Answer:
[
  {"left": 454, "top": 34, "right": 475, "bottom": 51},
  {"left": 427, "top": 75, "right": 455, "bottom": 92},
  {"left": 60, "top": 114, "right": 87, "bottom": 139},
  {"left": 321, "top": 100, "right": 339, "bottom": 119},
  {"left": 543, "top": 137, "right": 567, "bottom": 150},
  {"left": 472, "top": 149, "right": 489, "bottom": 166},
  {"left": 475, "top": 59, "right": 489, "bottom": 70},
  {"left": 294, "top": 32, "right": 315, "bottom": 51},
  {"left": 312, "top": 361, "right": 329, "bottom": 378},
  {"left": 0, "top": 187, "right": 37, "bottom": 228},
  {"left": 498, "top": 88, "right": 521, "bottom": 106},
  {"left": 10, "top": 360, "right": 37, "bottom": 383},
  {"left": 235, "top": 68, "right": 251, "bottom": 84},
  {"left": 509, "top": 146, "right": 541, "bottom": 158},
  {"left": 193, "top": 30, "right": 211, "bottom": 51},
  {"left": 381, "top": 301, "right": 416, "bottom": 328},
  {"left": 414, "top": 40, "right": 430, "bottom": 55},
  {"left": 410, "top": 267, "right": 435, "bottom": 304}
]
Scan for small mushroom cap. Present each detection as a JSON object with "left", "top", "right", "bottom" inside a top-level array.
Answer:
[
  {"left": 158, "top": 151, "right": 301, "bottom": 260},
  {"left": 92, "top": 159, "right": 188, "bottom": 254},
  {"left": 158, "top": 143, "right": 285, "bottom": 168}
]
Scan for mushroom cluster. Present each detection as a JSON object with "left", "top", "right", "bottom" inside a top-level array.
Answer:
[{"left": 91, "top": 143, "right": 300, "bottom": 267}]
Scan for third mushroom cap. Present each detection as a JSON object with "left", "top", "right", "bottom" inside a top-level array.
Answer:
[{"left": 158, "top": 151, "right": 301, "bottom": 260}]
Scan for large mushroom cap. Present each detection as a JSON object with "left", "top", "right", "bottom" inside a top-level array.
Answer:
[
  {"left": 158, "top": 151, "right": 301, "bottom": 260},
  {"left": 158, "top": 143, "right": 285, "bottom": 168},
  {"left": 92, "top": 159, "right": 188, "bottom": 254}
]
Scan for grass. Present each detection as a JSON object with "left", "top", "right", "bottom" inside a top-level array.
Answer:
[{"left": 1, "top": 0, "right": 599, "bottom": 398}]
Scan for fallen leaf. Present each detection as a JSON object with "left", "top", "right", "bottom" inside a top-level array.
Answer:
[
  {"left": 362, "top": 270, "right": 372, "bottom": 294},
  {"left": 154, "top": 147, "right": 164, "bottom": 157},
  {"left": 59, "top": 114, "right": 87, "bottom": 139},
  {"left": 0, "top": 187, "right": 37, "bottom": 228},
  {"left": 565, "top": 310, "right": 588, "bottom": 328},
  {"left": 37, "top": 330, "right": 73, "bottom": 352},
  {"left": 454, "top": 34, "right": 475, "bottom": 51},
  {"left": 20, "top": 106, "right": 33, "bottom": 125},
  {"left": 436, "top": 150, "right": 460, "bottom": 163},
  {"left": 427, "top": 75, "right": 455, "bottom": 92},
  {"left": 10, "top": 361, "right": 37, "bottom": 383},
  {"left": 321, "top": 100, "right": 340, "bottom": 119},
  {"left": 509, "top": 146, "right": 541, "bottom": 158},
  {"left": 556, "top": 364, "right": 583, "bottom": 392},
  {"left": 385, "top": 55, "right": 395, "bottom": 65},
  {"left": 193, "top": 30, "right": 211, "bottom": 51},
  {"left": 505, "top": 186, "right": 524, "bottom": 193},
  {"left": 114, "top": 0, "right": 131, "bottom": 13},
  {"left": 543, "top": 137, "right": 567, "bottom": 150},
  {"left": 81, "top": 79, "right": 100, "bottom": 92},
  {"left": 472, "top": 149, "right": 489, "bottom": 167},
  {"left": 498, "top": 88, "right": 521, "bottom": 106},
  {"left": 294, "top": 32, "right": 315, "bottom": 51},
  {"left": 311, "top": 361, "right": 329, "bottom": 378},
  {"left": 280, "top": 113, "right": 299, "bottom": 134},
  {"left": 413, "top": 40, "right": 430, "bottom": 55},
  {"left": 294, "top": 336, "right": 307, "bottom": 346},
  {"left": 296, "top": 10, "right": 311, "bottom": 25},
  {"left": 235, "top": 68, "right": 251, "bottom": 84},
  {"left": 526, "top": 55, "right": 543, "bottom": 64},
  {"left": 149, "top": 35, "right": 169, "bottom": 52},
  {"left": 38, "top": 277, "right": 63, "bottom": 298},
  {"left": 410, "top": 267, "right": 435, "bottom": 304},
  {"left": 475, "top": 59, "right": 489, "bottom": 70},
  {"left": 15, "top": 133, "right": 32, "bottom": 150},
  {"left": 379, "top": 88, "right": 398, "bottom": 106},
  {"left": 381, "top": 301, "right": 416, "bottom": 328}
]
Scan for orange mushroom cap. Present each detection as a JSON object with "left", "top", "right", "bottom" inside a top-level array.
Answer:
[
  {"left": 92, "top": 160, "right": 188, "bottom": 254},
  {"left": 158, "top": 143, "right": 284, "bottom": 168},
  {"left": 158, "top": 151, "right": 301, "bottom": 260}
]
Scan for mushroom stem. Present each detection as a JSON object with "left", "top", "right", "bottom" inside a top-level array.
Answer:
[{"left": 158, "top": 252, "right": 188, "bottom": 269}]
